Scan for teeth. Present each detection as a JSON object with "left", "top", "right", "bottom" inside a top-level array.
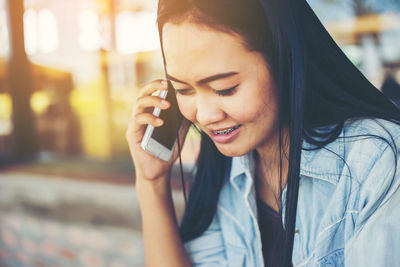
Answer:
[{"left": 212, "top": 125, "right": 240, "bottom": 135}]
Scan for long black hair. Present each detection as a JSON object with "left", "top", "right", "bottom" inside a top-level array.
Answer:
[{"left": 156, "top": 0, "right": 400, "bottom": 266}]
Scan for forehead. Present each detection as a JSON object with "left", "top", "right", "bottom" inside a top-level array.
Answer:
[{"left": 162, "top": 22, "right": 253, "bottom": 81}]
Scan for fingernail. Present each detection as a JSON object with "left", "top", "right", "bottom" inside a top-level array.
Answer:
[
  {"left": 161, "top": 80, "right": 168, "bottom": 86},
  {"left": 161, "top": 100, "right": 169, "bottom": 106},
  {"left": 156, "top": 118, "right": 163, "bottom": 125}
]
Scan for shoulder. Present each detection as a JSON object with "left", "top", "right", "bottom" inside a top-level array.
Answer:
[
  {"left": 295, "top": 118, "right": 400, "bottom": 266},
  {"left": 343, "top": 117, "right": 400, "bottom": 149},
  {"left": 301, "top": 118, "right": 400, "bottom": 220},
  {"left": 341, "top": 118, "right": 400, "bottom": 181},
  {"left": 301, "top": 118, "right": 400, "bottom": 182},
  {"left": 344, "top": 118, "right": 400, "bottom": 210}
]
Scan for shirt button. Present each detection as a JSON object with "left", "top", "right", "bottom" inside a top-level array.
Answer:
[{"left": 295, "top": 229, "right": 300, "bottom": 234}]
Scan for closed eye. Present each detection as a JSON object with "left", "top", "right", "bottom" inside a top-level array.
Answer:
[
  {"left": 175, "top": 85, "right": 238, "bottom": 96},
  {"left": 215, "top": 85, "right": 238, "bottom": 96},
  {"left": 175, "top": 89, "right": 194, "bottom": 95}
]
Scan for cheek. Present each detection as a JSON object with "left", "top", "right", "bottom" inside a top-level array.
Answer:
[
  {"left": 226, "top": 72, "right": 277, "bottom": 122},
  {"left": 231, "top": 103, "right": 266, "bottom": 122},
  {"left": 226, "top": 92, "right": 275, "bottom": 123}
]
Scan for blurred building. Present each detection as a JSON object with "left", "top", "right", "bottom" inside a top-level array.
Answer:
[
  {"left": 0, "top": 0, "right": 164, "bottom": 162},
  {"left": 0, "top": 59, "right": 81, "bottom": 155},
  {"left": 309, "top": 0, "right": 400, "bottom": 90}
]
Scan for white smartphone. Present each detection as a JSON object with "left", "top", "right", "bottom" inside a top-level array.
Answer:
[{"left": 141, "top": 81, "right": 184, "bottom": 161}]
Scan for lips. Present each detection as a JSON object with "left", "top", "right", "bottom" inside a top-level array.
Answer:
[
  {"left": 211, "top": 125, "right": 241, "bottom": 135},
  {"left": 209, "top": 124, "right": 242, "bottom": 144}
]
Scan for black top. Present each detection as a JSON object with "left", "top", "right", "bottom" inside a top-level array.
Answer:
[{"left": 257, "top": 198, "right": 284, "bottom": 267}]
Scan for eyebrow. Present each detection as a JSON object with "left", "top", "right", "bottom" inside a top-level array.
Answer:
[{"left": 166, "top": 72, "right": 239, "bottom": 85}]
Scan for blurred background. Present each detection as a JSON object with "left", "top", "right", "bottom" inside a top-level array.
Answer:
[{"left": 0, "top": 0, "right": 399, "bottom": 266}]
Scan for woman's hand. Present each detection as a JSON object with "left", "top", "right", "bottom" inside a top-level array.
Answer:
[
  {"left": 126, "top": 79, "right": 189, "bottom": 182},
  {"left": 126, "top": 79, "right": 192, "bottom": 267}
]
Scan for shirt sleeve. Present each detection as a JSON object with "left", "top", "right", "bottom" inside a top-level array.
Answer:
[
  {"left": 345, "top": 140, "right": 400, "bottom": 266},
  {"left": 183, "top": 213, "right": 228, "bottom": 266}
]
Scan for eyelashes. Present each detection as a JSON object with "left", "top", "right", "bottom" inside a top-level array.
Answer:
[
  {"left": 174, "top": 89, "right": 193, "bottom": 96},
  {"left": 215, "top": 85, "right": 238, "bottom": 96},
  {"left": 175, "top": 85, "right": 238, "bottom": 96}
]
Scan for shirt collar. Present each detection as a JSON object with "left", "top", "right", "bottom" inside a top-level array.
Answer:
[
  {"left": 229, "top": 138, "right": 345, "bottom": 191},
  {"left": 300, "top": 138, "right": 345, "bottom": 184},
  {"left": 229, "top": 153, "right": 255, "bottom": 193}
]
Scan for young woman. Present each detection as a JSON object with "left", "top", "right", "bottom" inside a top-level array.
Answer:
[{"left": 126, "top": 0, "right": 400, "bottom": 266}]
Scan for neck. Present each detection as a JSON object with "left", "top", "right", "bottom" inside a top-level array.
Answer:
[
  {"left": 255, "top": 126, "right": 290, "bottom": 170},
  {"left": 254, "top": 126, "right": 290, "bottom": 211}
]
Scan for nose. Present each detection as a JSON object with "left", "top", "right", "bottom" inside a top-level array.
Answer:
[{"left": 195, "top": 93, "right": 225, "bottom": 127}]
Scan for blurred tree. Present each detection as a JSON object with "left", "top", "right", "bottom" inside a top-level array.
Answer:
[{"left": 6, "top": 0, "right": 38, "bottom": 160}]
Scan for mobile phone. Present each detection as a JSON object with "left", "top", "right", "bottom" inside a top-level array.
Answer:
[{"left": 140, "top": 80, "right": 184, "bottom": 161}]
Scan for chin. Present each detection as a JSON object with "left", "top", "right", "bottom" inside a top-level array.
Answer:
[{"left": 214, "top": 143, "right": 251, "bottom": 158}]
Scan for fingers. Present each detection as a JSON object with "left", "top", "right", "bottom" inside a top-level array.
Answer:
[
  {"left": 138, "top": 79, "right": 168, "bottom": 98},
  {"left": 130, "top": 94, "right": 170, "bottom": 134},
  {"left": 134, "top": 113, "right": 164, "bottom": 128},
  {"left": 126, "top": 112, "right": 164, "bottom": 146},
  {"left": 127, "top": 104, "right": 166, "bottom": 143},
  {"left": 133, "top": 95, "right": 170, "bottom": 116},
  {"left": 126, "top": 79, "right": 171, "bottom": 145}
]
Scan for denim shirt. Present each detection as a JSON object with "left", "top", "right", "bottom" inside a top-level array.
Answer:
[{"left": 184, "top": 118, "right": 400, "bottom": 266}]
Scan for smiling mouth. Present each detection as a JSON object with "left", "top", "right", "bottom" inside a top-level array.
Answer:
[{"left": 211, "top": 125, "right": 241, "bottom": 135}]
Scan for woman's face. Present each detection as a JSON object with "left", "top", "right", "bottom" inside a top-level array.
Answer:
[{"left": 162, "top": 21, "right": 279, "bottom": 157}]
